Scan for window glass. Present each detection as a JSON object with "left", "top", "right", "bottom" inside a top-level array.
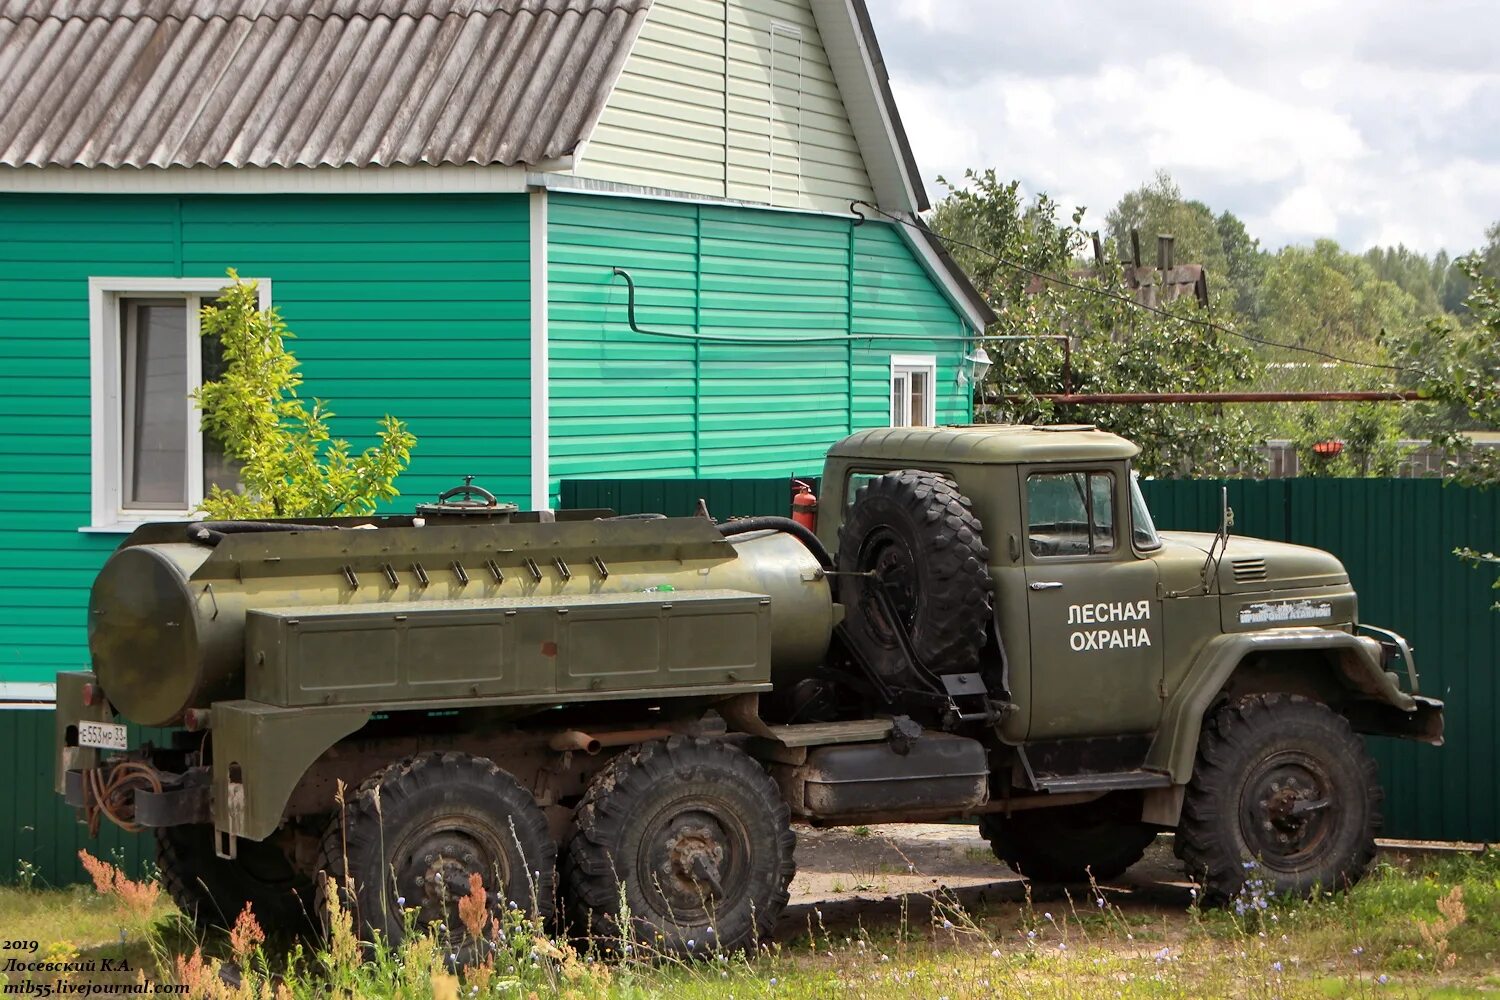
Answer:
[
  {"left": 121, "top": 300, "right": 188, "bottom": 508},
  {"left": 1027, "top": 471, "right": 1116, "bottom": 557},
  {"left": 845, "top": 471, "right": 884, "bottom": 511},
  {"left": 1130, "top": 471, "right": 1162, "bottom": 550},
  {"left": 909, "top": 369, "right": 930, "bottom": 427}
]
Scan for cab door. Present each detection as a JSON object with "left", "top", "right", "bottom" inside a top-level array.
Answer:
[{"left": 1021, "top": 466, "right": 1163, "bottom": 738}]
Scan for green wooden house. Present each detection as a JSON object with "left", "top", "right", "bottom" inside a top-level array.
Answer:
[{"left": 0, "top": 0, "right": 993, "bottom": 704}]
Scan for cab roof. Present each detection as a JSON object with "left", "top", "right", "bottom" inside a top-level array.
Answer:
[{"left": 828, "top": 425, "right": 1141, "bottom": 465}]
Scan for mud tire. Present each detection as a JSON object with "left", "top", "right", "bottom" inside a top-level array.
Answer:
[
  {"left": 562, "top": 736, "right": 795, "bottom": 957},
  {"left": 157, "top": 823, "right": 316, "bottom": 932},
  {"left": 1175, "top": 694, "right": 1382, "bottom": 902},
  {"left": 836, "top": 470, "right": 992, "bottom": 682},
  {"left": 316, "top": 752, "right": 555, "bottom": 949},
  {"left": 977, "top": 796, "right": 1158, "bottom": 883}
]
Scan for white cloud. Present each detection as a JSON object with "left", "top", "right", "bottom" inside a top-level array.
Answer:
[{"left": 870, "top": 0, "right": 1500, "bottom": 254}]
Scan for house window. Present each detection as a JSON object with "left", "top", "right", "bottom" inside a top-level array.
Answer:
[
  {"left": 88, "top": 278, "right": 269, "bottom": 529},
  {"left": 890, "top": 355, "right": 937, "bottom": 427}
]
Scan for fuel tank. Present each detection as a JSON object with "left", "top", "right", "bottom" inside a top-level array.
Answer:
[{"left": 88, "top": 516, "right": 834, "bottom": 727}]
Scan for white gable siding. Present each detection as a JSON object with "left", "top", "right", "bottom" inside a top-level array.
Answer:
[{"left": 577, "top": 0, "right": 876, "bottom": 214}]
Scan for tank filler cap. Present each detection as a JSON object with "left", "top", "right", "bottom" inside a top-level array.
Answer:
[{"left": 415, "top": 476, "right": 519, "bottom": 518}]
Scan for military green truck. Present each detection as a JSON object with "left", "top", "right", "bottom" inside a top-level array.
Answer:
[{"left": 57, "top": 424, "right": 1442, "bottom": 953}]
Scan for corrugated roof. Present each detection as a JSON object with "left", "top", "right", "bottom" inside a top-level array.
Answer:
[{"left": 0, "top": 0, "right": 652, "bottom": 169}]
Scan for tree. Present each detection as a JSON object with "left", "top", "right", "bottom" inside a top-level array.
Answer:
[
  {"left": 1390, "top": 256, "right": 1500, "bottom": 604},
  {"left": 1105, "top": 171, "right": 1265, "bottom": 320},
  {"left": 931, "top": 171, "right": 1265, "bottom": 478},
  {"left": 192, "top": 270, "right": 417, "bottom": 519}
]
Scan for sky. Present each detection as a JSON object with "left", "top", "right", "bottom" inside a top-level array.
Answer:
[{"left": 864, "top": 0, "right": 1500, "bottom": 256}]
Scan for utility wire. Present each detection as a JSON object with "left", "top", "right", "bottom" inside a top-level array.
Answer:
[{"left": 852, "top": 201, "right": 1403, "bottom": 374}]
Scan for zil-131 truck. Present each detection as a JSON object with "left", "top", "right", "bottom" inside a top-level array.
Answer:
[{"left": 57, "top": 424, "right": 1442, "bottom": 953}]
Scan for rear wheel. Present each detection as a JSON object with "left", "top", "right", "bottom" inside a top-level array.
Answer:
[
  {"left": 157, "top": 823, "right": 315, "bottom": 932},
  {"left": 978, "top": 796, "right": 1158, "bottom": 883},
  {"left": 562, "top": 737, "right": 795, "bottom": 957},
  {"left": 317, "top": 752, "right": 555, "bottom": 950},
  {"left": 1175, "top": 694, "right": 1382, "bottom": 901}
]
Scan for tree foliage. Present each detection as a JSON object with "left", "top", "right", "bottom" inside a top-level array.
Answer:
[
  {"left": 1389, "top": 257, "right": 1500, "bottom": 487},
  {"left": 932, "top": 170, "right": 1264, "bottom": 478},
  {"left": 192, "top": 270, "right": 417, "bottom": 519}
]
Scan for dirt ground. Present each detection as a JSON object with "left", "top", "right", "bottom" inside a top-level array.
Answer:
[{"left": 780, "top": 823, "right": 1472, "bottom": 938}]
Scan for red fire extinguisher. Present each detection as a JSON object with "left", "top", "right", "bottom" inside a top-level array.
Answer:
[{"left": 792, "top": 480, "right": 819, "bottom": 531}]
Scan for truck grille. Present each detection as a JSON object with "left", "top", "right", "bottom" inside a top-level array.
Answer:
[{"left": 1232, "top": 557, "right": 1268, "bottom": 584}]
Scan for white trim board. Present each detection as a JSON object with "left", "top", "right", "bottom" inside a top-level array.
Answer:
[
  {"left": 529, "top": 187, "right": 551, "bottom": 512},
  {"left": 0, "top": 683, "right": 56, "bottom": 705},
  {"left": 88, "top": 277, "right": 272, "bottom": 533}
]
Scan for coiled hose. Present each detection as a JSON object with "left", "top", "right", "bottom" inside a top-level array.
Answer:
[{"left": 717, "top": 515, "right": 834, "bottom": 570}]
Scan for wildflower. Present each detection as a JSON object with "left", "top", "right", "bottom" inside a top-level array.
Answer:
[
  {"left": 397, "top": 896, "right": 407, "bottom": 907},
  {"left": 707, "top": 926, "right": 715, "bottom": 936},
  {"left": 1058, "top": 943, "right": 1067, "bottom": 951},
  {"left": 991, "top": 949, "right": 1001, "bottom": 958},
  {"left": 1155, "top": 947, "right": 1170, "bottom": 964},
  {"left": 1189, "top": 887, "right": 1197, "bottom": 898},
  {"left": 1243, "top": 861, "right": 1257, "bottom": 869},
  {"left": 1096, "top": 896, "right": 1105, "bottom": 908},
  {"left": 1352, "top": 946, "right": 1364, "bottom": 956},
  {"left": 769, "top": 978, "right": 778, "bottom": 987},
  {"left": 941, "top": 919, "right": 954, "bottom": 930},
  {"left": 1272, "top": 962, "right": 1283, "bottom": 973},
  {"left": 1044, "top": 912, "right": 1053, "bottom": 921},
  {"left": 1378, "top": 974, "right": 1389, "bottom": 985},
  {"left": 688, "top": 939, "right": 696, "bottom": 949},
  {"left": 229, "top": 904, "right": 266, "bottom": 965},
  {"left": 880, "top": 954, "right": 890, "bottom": 963},
  {"left": 1027, "top": 931, "right": 1036, "bottom": 940}
]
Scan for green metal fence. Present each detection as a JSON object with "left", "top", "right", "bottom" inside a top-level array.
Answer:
[{"left": 5, "top": 476, "right": 1493, "bottom": 886}]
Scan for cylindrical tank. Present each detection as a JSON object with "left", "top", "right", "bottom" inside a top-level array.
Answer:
[{"left": 88, "top": 519, "right": 835, "bottom": 727}]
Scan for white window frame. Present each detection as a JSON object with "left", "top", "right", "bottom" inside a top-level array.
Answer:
[
  {"left": 890, "top": 354, "right": 937, "bottom": 427},
  {"left": 86, "top": 277, "right": 272, "bottom": 532}
]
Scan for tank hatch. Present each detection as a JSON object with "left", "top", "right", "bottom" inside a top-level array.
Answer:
[{"left": 415, "top": 477, "right": 519, "bottom": 519}]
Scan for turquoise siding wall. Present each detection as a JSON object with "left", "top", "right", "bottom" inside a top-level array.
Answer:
[
  {"left": 547, "top": 194, "right": 971, "bottom": 495},
  {"left": 0, "top": 193, "right": 531, "bottom": 687}
]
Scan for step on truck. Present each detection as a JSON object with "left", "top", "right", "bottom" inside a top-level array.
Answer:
[{"left": 57, "top": 424, "right": 1444, "bottom": 953}]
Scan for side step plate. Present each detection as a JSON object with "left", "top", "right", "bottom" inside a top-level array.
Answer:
[{"left": 1032, "top": 769, "right": 1173, "bottom": 793}]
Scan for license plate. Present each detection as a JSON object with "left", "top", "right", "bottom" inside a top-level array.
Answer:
[{"left": 78, "top": 721, "right": 128, "bottom": 751}]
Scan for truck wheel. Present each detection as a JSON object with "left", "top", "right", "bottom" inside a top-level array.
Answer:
[
  {"left": 977, "top": 796, "right": 1158, "bottom": 883},
  {"left": 317, "top": 752, "right": 556, "bottom": 948},
  {"left": 837, "top": 471, "right": 992, "bottom": 683},
  {"left": 562, "top": 736, "right": 795, "bottom": 957},
  {"left": 1175, "top": 693, "right": 1382, "bottom": 901},
  {"left": 157, "top": 824, "right": 315, "bottom": 931}
]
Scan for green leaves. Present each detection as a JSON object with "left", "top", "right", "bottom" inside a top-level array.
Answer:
[
  {"left": 191, "top": 270, "right": 416, "bottom": 519},
  {"left": 932, "top": 174, "right": 1265, "bottom": 479}
]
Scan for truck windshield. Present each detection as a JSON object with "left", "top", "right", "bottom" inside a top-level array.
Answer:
[{"left": 1130, "top": 472, "right": 1162, "bottom": 550}]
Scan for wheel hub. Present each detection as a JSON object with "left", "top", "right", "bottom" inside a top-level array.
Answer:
[
  {"left": 1244, "top": 754, "right": 1336, "bottom": 866},
  {"left": 395, "top": 828, "right": 502, "bottom": 928},
  {"left": 649, "top": 816, "right": 732, "bottom": 912},
  {"left": 859, "top": 529, "right": 919, "bottom": 646}
]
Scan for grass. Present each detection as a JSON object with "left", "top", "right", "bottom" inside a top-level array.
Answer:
[{"left": 0, "top": 846, "right": 1496, "bottom": 998}]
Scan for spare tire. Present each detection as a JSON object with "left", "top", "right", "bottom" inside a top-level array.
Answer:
[{"left": 836, "top": 470, "right": 992, "bottom": 685}]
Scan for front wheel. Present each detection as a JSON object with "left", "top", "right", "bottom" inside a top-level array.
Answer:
[{"left": 1175, "top": 693, "right": 1382, "bottom": 901}]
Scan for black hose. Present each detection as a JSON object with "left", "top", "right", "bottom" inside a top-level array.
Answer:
[
  {"left": 188, "top": 520, "right": 340, "bottom": 547},
  {"left": 718, "top": 516, "right": 834, "bottom": 570}
]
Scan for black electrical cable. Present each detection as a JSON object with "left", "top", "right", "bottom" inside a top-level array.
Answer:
[{"left": 852, "top": 201, "right": 1403, "bottom": 374}]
